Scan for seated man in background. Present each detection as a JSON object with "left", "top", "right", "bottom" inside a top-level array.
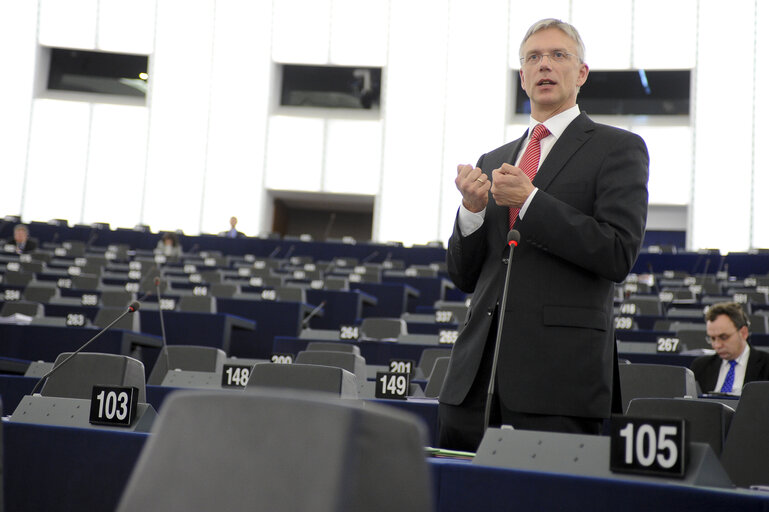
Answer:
[
  {"left": 690, "top": 301, "right": 769, "bottom": 395},
  {"left": 155, "top": 232, "right": 182, "bottom": 258},
  {"left": 12, "top": 224, "right": 37, "bottom": 254}
]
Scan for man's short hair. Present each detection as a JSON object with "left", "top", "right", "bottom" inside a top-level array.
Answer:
[
  {"left": 13, "top": 224, "right": 28, "bottom": 234},
  {"left": 705, "top": 302, "right": 750, "bottom": 330},
  {"left": 519, "top": 18, "right": 586, "bottom": 63}
]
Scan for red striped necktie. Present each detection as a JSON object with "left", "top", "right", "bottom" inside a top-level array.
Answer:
[{"left": 509, "top": 123, "right": 550, "bottom": 229}]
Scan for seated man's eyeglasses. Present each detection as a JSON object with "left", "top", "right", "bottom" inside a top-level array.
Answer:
[{"left": 706, "top": 330, "right": 739, "bottom": 345}]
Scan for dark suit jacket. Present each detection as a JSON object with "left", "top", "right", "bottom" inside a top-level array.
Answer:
[
  {"left": 13, "top": 239, "right": 37, "bottom": 254},
  {"left": 442, "top": 112, "right": 649, "bottom": 420},
  {"left": 690, "top": 347, "right": 769, "bottom": 393}
]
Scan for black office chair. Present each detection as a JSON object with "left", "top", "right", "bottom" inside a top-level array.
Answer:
[
  {"left": 71, "top": 274, "right": 101, "bottom": 290},
  {"left": 677, "top": 329, "right": 708, "bottom": 350},
  {"left": 93, "top": 306, "right": 141, "bottom": 332},
  {"left": 306, "top": 341, "right": 361, "bottom": 355},
  {"left": 147, "top": 345, "right": 227, "bottom": 385},
  {"left": 424, "top": 357, "right": 450, "bottom": 398},
  {"left": 100, "top": 289, "right": 134, "bottom": 308},
  {"left": 41, "top": 352, "right": 147, "bottom": 402},
  {"left": 2, "top": 271, "right": 34, "bottom": 287},
  {"left": 720, "top": 382, "right": 769, "bottom": 487},
  {"left": 359, "top": 317, "right": 407, "bottom": 341},
  {"left": 23, "top": 283, "right": 59, "bottom": 303},
  {"left": 295, "top": 350, "right": 367, "bottom": 389},
  {"left": 626, "top": 398, "right": 734, "bottom": 456},
  {"left": 116, "top": 390, "right": 432, "bottom": 512},
  {"left": 0, "top": 300, "right": 43, "bottom": 318},
  {"left": 210, "top": 282, "right": 238, "bottom": 298},
  {"left": 178, "top": 295, "right": 217, "bottom": 313},
  {"left": 418, "top": 348, "right": 452, "bottom": 379},
  {"left": 618, "top": 363, "right": 698, "bottom": 414},
  {"left": 246, "top": 363, "right": 359, "bottom": 398},
  {"left": 322, "top": 276, "right": 349, "bottom": 290},
  {"left": 275, "top": 286, "right": 306, "bottom": 303}
]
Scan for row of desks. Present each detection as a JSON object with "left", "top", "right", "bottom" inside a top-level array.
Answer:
[{"left": 5, "top": 406, "right": 769, "bottom": 512}]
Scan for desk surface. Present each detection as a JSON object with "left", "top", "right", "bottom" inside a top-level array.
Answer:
[
  {"left": 0, "top": 323, "right": 161, "bottom": 367},
  {"left": 6, "top": 417, "right": 769, "bottom": 512},
  {"left": 429, "top": 457, "right": 769, "bottom": 512}
]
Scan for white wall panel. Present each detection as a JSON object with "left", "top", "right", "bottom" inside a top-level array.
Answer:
[
  {"left": 330, "top": 0, "right": 388, "bottom": 66},
  {"left": 97, "top": 0, "right": 156, "bottom": 54},
  {"left": 572, "top": 0, "right": 633, "bottom": 69},
  {"left": 633, "top": 0, "right": 696, "bottom": 69},
  {"left": 0, "top": 0, "right": 38, "bottom": 216},
  {"left": 272, "top": 0, "right": 331, "bottom": 64},
  {"left": 322, "top": 119, "right": 382, "bottom": 195},
  {"left": 631, "top": 125, "right": 692, "bottom": 206},
  {"left": 753, "top": 1, "right": 769, "bottom": 249},
  {"left": 143, "top": 0, "right": 215, "bottom": 234},
  {"left": 39, "top": 0, "right": 97, "bottom": 50},
  {"left": 378, "top": 0, "right": 448, "bottom": 245},
  {"left": 82, "top": 104, "right": 148, "bottom": 228},
  {"left": 440, "top": 0, "right": 509, "bottom": 243},
  {"left": 23, "top": 100, "right": 90, "bottom": 223},
  {"left": 200, "top": 0, "right": 273, "bottom": 236},
  {"left": 264, "top": 116, "right": 325, "bottom": 191},
  {"left": 692, "top": 0, "right": 754, "bottom": 251}
]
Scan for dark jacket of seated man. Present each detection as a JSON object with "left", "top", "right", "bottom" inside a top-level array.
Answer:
[{"left": 690, "top": 301, "right": 769, "bottom": 395}]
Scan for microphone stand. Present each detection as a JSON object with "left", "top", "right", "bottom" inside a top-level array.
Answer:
[
  {"left": 483, "top": 230, "right": 520, "bottom": 432},
  {"left": 30, "top": 302, "right": 141, "bottom": 395}
]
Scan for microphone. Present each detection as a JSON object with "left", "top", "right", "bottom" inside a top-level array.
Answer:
[
  {"left": 268, "top": 246, "right": 281, "bottom": 258},
  {"left": 323, "top": 212, "right": 336, "bottom": 241},
  {"left": 86, "top": 230, "right": 98, "bottom": 248},
  {"left": 483, "top": 229, "right": 520, "bottom": 432},
  {"left": 154, "top": 277, "right": 169, "bottom": 350},
  {"left": 30, "top": 301, "right": 141, "bottom": 395},
  {"left": 361, "top": 250, "right": 379, "bottom": 263},
  {"left": 282, "top": 245, "right": 295, "bottom": 262},
  {"left": 700, "top": 256, "right": 711, "bottom": 278},
  {"left": 301, "top": 300, "right": 327, "bottom": 329},
  {"left": 646, "top": 262, "right": 660, "bottom": 297}
]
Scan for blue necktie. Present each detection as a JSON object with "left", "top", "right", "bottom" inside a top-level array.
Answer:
[{"left": 720, "top": 360, "right": 738, "bottom": 393}]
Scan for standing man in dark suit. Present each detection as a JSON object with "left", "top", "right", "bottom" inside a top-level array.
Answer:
[
  {"left": 439, "top": 18, "right": 649, "bottom": 452},
  {"left": 690, "top": 302, "right": 769, "bottom": 395},
  {"left": 225, "top": 216, "right": 245, "bottom": 239}
]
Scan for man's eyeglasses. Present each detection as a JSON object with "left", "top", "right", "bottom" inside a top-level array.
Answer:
[
  {"left": 520, "top": 51, "right": 576, "bottom": 66},
  {"left": 705, "top": 330, "right": 738, "bottom": 345}
]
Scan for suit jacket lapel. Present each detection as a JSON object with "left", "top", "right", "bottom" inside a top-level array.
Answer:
[
  {"left": 745, "top": 347, "right": 760, "bottom": 381},
  {"left": 533, "top": 112, "right": 594, "bottom": 191}
]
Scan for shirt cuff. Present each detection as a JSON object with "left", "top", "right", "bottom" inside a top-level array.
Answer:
[
  {"left": 518, "top": 188, "right": 538, "bottom": 219},
  {"left": 458, "top": 204, "right": 486, "bottom": 236}
]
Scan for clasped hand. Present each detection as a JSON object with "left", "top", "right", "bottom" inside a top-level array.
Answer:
[{"left": 455, "top": 163, "right": 534, "bottom": 212}]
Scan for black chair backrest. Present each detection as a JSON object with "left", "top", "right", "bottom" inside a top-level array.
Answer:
[
  {"left": 618, "top": 363, "right": 698, "bottom": 414},
  {"left": 424, "top": 357, "right": 450, "bottom": 398},
  {"left": 147, "top": 345, "right": 227, "bottom": 385},
  {"left": 721, "top": 382, "right": 769, "bottom": 487},
  {"left": 246, "top": 363, "right": 359, "bottom": 398},
  {"left": 42, "top": 352, "right": 146, "bottom": 402},
  {"left": 116, "top": 390, "right": 432, "bottom": 512},
  {"left": 0, "top": 300, "right": 43, "bottom": 318},
  {"left": 626, "top": 398, "right": 734, "bottom": 456},
  {"left": 306, "top": 342, "right": 361, "bottom": 356}
]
